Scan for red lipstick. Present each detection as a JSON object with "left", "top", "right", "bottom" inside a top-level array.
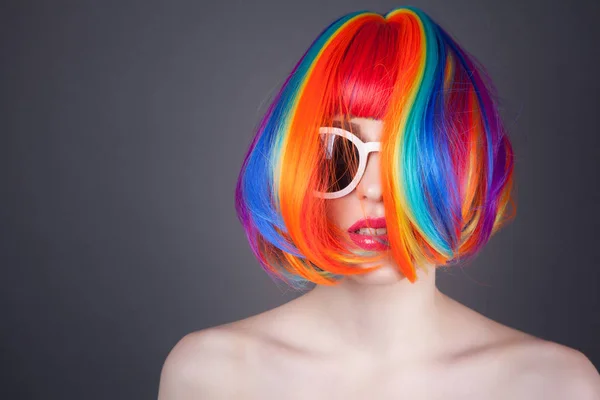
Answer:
[{"left": 347, "top": 217, "right": 389, "bottom": 251}]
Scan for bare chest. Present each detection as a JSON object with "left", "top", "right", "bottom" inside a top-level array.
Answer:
[{"left": 237, "top": 348, "right": 513, "bottom": 400}]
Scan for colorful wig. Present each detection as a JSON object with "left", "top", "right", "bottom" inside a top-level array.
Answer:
[{"left": 235, "top": 6, "right": 517, "bottom": 290}]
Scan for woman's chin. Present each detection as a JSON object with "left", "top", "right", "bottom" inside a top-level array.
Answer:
[{"left": 345, "top": 262, "right": 406, "bottom": 285}]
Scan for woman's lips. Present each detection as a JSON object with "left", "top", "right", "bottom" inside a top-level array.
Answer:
[
  {"left": 346, "top": 217, "right": 390, "bottom": 251},
  {"left": 348, "top": 231, "right": 390, "bottom": 251},
  {"left": 347, "top": 216, "right": 386, "bottom": 232}
]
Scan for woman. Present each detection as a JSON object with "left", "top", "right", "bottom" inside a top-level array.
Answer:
[{"left": 158, "top": 6, "right": 600, "bottom": 399}]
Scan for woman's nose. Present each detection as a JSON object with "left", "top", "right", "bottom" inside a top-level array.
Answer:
[{"left": 356, "top": 153, "right": 383, "bottom": 202}]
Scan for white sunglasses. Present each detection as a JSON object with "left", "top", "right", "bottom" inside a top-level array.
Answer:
[{"left": 313, "top": 126, "right": 382, "bottom": 199}]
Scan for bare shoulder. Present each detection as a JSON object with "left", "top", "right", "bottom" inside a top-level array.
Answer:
[
  {"left": 495, "top": 336, "right": 600, "bottom": 399},
  {"left": 157, "top": 301, "right": 307, "bottom": 399},
  {"left": 444, "top": 297, "right": 600, "bottom": 399},
  {"left": 157, "top": 327, "right": 250, "bottom": 400}
]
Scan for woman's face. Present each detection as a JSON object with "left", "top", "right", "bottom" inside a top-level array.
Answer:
[{"left": 325, "top": 117, "right": 405, "bottom": 283}]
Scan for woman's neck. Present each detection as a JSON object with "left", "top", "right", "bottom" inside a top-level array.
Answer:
[{"left": 300, "top": 264, "right": 448, "bottom": 361}]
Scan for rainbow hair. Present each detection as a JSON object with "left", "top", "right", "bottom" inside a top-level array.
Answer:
[{"left": 235, "top": 6, "right": 517, "bottom": 290}]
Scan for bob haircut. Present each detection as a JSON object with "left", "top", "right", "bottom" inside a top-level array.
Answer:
[{"left": 235, "top": 6, "right": 516, "bottom": 290}]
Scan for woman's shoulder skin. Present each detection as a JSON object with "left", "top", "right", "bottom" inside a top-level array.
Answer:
[
  {"left": 494, "top": 337, "right": 600, "bottom": 399},
  {"left": 157, "top": 326, "right": 252, "bottom": 399},
  {"left": 157, "top": 304, "right": 600, "bottom": 399}
]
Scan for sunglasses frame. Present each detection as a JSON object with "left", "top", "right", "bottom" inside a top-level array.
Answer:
[{"left": 314, "top": 126, "right": 382, "bottom": 199}]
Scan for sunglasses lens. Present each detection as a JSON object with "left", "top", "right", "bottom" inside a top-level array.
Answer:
[{"left": 319, "top": 133, "right": 360, "bottom": 193}]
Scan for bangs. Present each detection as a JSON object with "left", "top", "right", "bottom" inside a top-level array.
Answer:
[{"left": 329, "top": 21, "right": 400, "bottom": 119}]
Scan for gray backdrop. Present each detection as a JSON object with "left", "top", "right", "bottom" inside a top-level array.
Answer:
[{"left": 2, "top": 0, "right": 599, "bottom": 399}]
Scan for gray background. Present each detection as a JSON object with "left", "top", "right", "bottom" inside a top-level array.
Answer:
[{"left": 2, "top": 0, "right": 599, "bottom": 399}]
